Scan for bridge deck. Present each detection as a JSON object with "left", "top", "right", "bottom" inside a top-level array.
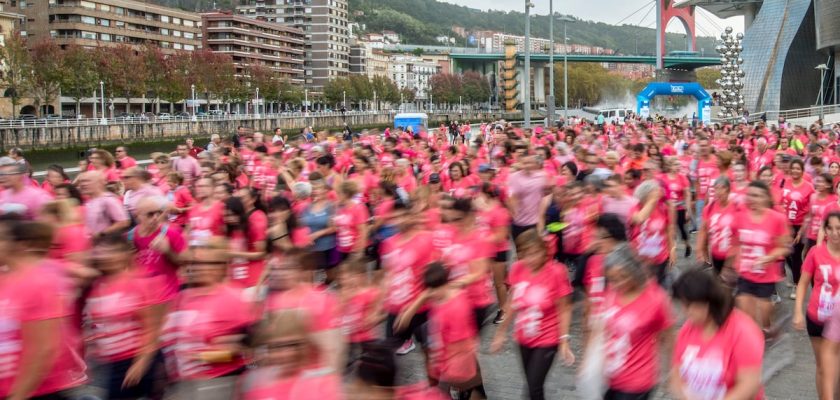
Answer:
[{"left": 450, "top": 53, "right": 720, "bottom": 70}]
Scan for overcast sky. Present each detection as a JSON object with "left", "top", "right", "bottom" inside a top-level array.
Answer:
[{"left": 438, "top": 0, "right": 745, "bottom": 37}]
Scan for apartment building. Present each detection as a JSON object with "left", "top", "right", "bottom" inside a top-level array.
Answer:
[
  {"left": 202, "top": 11, "right": 305, "bottom": 84},
  {"left": 390, "top": 55, "right": 437, "bottom": 100},
  {"left": 364, "top": 47, "right": 390, "bottom": 79},
  {"left": 237, "top": 0, "right": 351, "bottom": 91},
  {"left": 348, "top": 40, "right": 365, "bottom": 74},
  {"left": 11, "top": 0, "right": 202, "bottom": 52}
]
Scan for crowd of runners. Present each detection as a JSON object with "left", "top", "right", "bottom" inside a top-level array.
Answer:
[{"left": 2, "top": 115, "right": 840, "bottom": 400}]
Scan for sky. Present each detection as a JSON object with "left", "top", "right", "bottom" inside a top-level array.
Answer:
[{"left": 438, "top": 0, "right": 745, "bottom": 37}]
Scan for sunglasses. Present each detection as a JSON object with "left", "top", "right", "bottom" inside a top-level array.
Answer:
[
  {"left": 144, "top": 210, "right": 162, "bottom": 218},
  {"left": 115, "top": 150, "right": 125, "bottom": 153},
  {"left": 265, "top": 340, "right": 306, "bottom": 351},
  {"left": 156, "top": 160, "right": 169, "bottom": 164}
]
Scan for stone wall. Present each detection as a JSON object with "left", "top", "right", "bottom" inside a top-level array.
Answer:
[{"left": 0, "top": 111, "right": 521, "bottom": 151}]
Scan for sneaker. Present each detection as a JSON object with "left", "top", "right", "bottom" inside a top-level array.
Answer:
[
  {"left": 789, "top": 292, "right": 796, "bottom": 300},
  {"left": 785, "top": 281, "right": 795, "bottom": 288},
  {"left": 396, "top": 339, "right": 415, "bottom": 355},
  {"left": 493, "top": 310, "right": 505, "bottom": 324},
  {"left": 771, "top": 293, "right": 782, "bottom": 304},
  {"left": 684, "top": 246, "right": 692, "bottom": 258}
]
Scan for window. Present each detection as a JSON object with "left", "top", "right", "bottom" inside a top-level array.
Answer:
[
  {"left": 161, "top": 28, "right": 169, "bottom": 35},
  {"left": 172, "top": 30, "right": 181, "bottom": 37},
  {"left": 173, "top": 43, "right": 182, "bottom": 49},
  {"left": 115, "top": 20, "right": 125, "bottom": 27},
  {"left": 81, "top": 31, "right": 96, "bottom": 40},
  {"left": 100, "top": 19, "right": 110, "bottom": 27},
  {"left": 100, "top": 33, "right": 110, "bottom": 41},
  {"left": 81, "top": 16, "right": 95, "bottom": 25},
  {"left": 100, "top": 4, "right": 110, "bottom": 11},
  {"left": 79, "top": 1, "right": 95, "bottom": 9},
  {"left": 19, "top": 0, "right": 26, "bottom": 9},
  {"left": 114, "top": 7, "right": 124, "bottom": 15},
  {"left": 173, "top": 17, "right": 181, "bottom": 25},
  {"left": 184, "top": 44, "right": 195, "bottom": 51},
  {"left": 184, "top": 20, "right": 194, "bottom": 27},
  {"left": 160, "top": 41, "right": 170, "bottom": 48},
  {"left": 160, "top": 15, "right": 169, "bottom": 23},
  {"left": 184, "top": 31, "right": 194, "bottom": 39}
]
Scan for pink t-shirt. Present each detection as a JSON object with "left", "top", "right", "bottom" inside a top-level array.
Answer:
[
  {"left": 733, "top": 209, "right": 789, "bottom": 283},
  {"left": 703, "top": 200, "right": 737, "bottom": 260},
  {"left": 124, "top": 184, "right": 164, "bottom": 217},
  {"left": 583, "top": 254, "right": 607, "bottom": 305},
  {"left": 186, "top": 201, "right": 225, "bottom": 246},
  {"left": 0, "top": 263, "right": 86, "bottom": 397},
  {"left": 86, "top": 271, "right": 160, "bottom": 362},
  {"left": 0, "top": 185, "right": 51, "bottom": 220},
  {"left": 240, "top": 367, "right": 342, "bottom": 400},
  {"left": 630, "top": 203, "right": 671, "bottom": 265},
  {"left": 508, "top": 260, "right": 572, "bottom": 347},
  {"left": 662, "top": 174, "right": 690, "bottom": 209},
  {"left": 162, "top": 284, "right": 255, "bottom": 381},
  {"left": 807, "top": 195, "right": 837, "bottom": 240},
  {"left": 427, "top": 291, "right": 478, "bottom": 384},
  {"left": 507, "top": 169, "right": 547, "bottom": 226},
  {"left": 694, "top": 158, "right": 719, "bottom": 201},
  {"left": 228, "top": 210, "right": 268, "bottom": 288},
  {"left": 673, "top": 309, "right": 764, "bottom": 400},
  {"left": 132, "top": 224, "right": 187, "bottom": 302},
  {"left": 602, "top": 283, "right": 673, "bottom": 392},
  {"left": 780, "top": 180, "right": 814, "bottom": 226},
  {"left": 476, "top": 204, "right": 511, "bottom": 253},
  {"left": 802, "top": 244, "right": 840, "bottom": 323},
  {"left": 381, "top": 231, "right": 436, "bottom": 314},
  {"left": 339, "top": 287, "right": 381, "bottom": 343},
  {"left": 84, "top": 193, "right": 130, "bottom": 234},
  {"left": 563, "top": 205, "right": 589, "bottom": 255},
  {"left": 334, "top": 202, "right": 370, "bottom": 253},
  {"left": 48, "top": 224, "right": 92, "bottom": 261},
  {"left": 264, "top": 285, "right": 339, "bottom": 333},
  {"left": 435, "top": 226, "right": 495, "bottom": 308}
]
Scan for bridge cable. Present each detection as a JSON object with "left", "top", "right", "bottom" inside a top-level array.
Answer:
[{"left": 613, "top": 0, "right": 656, "bottom": 27}]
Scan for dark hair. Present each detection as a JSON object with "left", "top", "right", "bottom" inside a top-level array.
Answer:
[
  {"left": 789, "top": 158, "right": 805, "bottom": 171},
  {"left": 55, "top": 183, "right": 84, "bottom": 205},
  {"left": 562, "top": 161, "right": 578, "bottom": 178},
  {"left": 757, "top": 165, "right": 774, "bottom": 179},
  {"left": 93, "top": 232, "right": 134, "bottom": 251},
  {"left": 747, "top": 180, "right": 773, "bottom": 207},
  {"left": 480, "top": 182, "right": 500, "bottom": 199},
  {"left": 824, "top": 210, "right": 840, "bottom": 229},
  {"left": 268, "top": 195, "right": 298, "bottom": 235},
  {"left": 450, "top": 197, "right": 473, "bottom": 214},
  {"left": 223, "top": 196, "right": 249, "bottom": 237},
  {"left": 316, "top": 155, "right": 336, "bottom": 169},
  {"left": 672, "top": 267, "right": 733, "bottom": 327},
  {"left": 423, "top": 261, "right": 449, "bottom": 289},
  {"left": 448, "top": 161, "right": 467, "bottom": 179},
  {"left": 9, "top": 221, "right": 54, "bottom": 255},
  {"left": 47, "top": 164, "right": 70, "bottom": 181},
  {"left": 596, "top": 213, "right": 627, "bottom": 242}
]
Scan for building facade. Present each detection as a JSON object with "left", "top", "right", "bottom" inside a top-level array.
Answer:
[
  {"left": 816, "top": 0, "right": 840, "bottom": 105},
  {"left": 349, "top": 40, "right": 365, "bottom": 74},
  {"left": 390, "top": 55, "right": 437, "bottom": 100},
  {"left": 12, "top": 0, "right": 202, "bottom": 52},
  {"left": 201, "top": 12, "right": 305, "bottom": 84},
  {"left": 237, "top": 0, "right": 351, "bottom": 91},
  {"left": 364, "top": 47, "right": 390, "bottom": 79}
]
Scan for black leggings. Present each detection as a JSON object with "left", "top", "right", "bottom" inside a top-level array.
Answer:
[
  {"left": 604, "top": 388, "right": 653, "bottom": 400},
  {"left": 787, "top": 225, "right": 804, "bottom": 285},
  {"left": 519, "top": 345, "right": 557, "bottom": 400},
  {"left": 676, "top": 209, "right": 689, "bottom": 245}
]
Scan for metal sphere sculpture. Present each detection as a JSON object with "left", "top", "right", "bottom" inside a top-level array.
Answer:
[{"left": 715, "top": 27, "right": 745, "bottom": 119}]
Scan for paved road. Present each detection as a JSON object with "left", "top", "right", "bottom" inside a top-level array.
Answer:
[{"left": 394, "top": 249, "right": 817, "bottom": 400}]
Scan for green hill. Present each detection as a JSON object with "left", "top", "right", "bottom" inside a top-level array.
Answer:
[{"left": 147, "top": 0, "right": 718, "bottom": 55}]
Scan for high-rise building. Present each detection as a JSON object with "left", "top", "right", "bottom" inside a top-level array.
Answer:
[
  {"left": 11, "top": 0, "right": 202, "bottom": 52},
  {"left": 201, "top": 12, "right": 305, "bottom": 85},
  {"left": 237, "top": 0, "right": 351, "bottom": 91},
  {"left": 349, "top": 40, "right": 365, "bottom": 75}
]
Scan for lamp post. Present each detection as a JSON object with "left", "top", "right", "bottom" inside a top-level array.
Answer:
[
  {"left": 343, "top": 90, "right": 346, "bottom": 111},
  {"left": 190, "top": 84, "right": 196, "bottom": 121},
  {"left": 255, "top": 87, "right": 260, "bottom": 118},
  {"left": 547, "top": 0, "right": 555, "bottom": 128},
  {"left": 99, "top": 81, "right": 106, "bottom": 125},
  {"left": 560, "top": 16, "right": 573, "bottom": 120},
  {"left": 817, "top": 63, "right": 829, "bottom": 121},
  {"left": 524, "top": 0, "right": 534, "bottom": 128},
  {"left": 373, "top": 90, "right": 377, "bottom": 112}
]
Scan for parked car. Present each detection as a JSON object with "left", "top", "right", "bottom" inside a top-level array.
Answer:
[
  {"left": 157, "top": 113, "right": 172, "bottom": 120},
  {"left": 195, "top": 112, "right": 209, "bottom": 118},
  {"left": 174, "top": 111, "right": 190, "bottom": 118},
  {"left": 43, "top": 114, "right": 64, "bottom": 121},
  {"left": 16, "top": 114, "right": 37, "bottom": 121},
  {"left": 208, "top": 109, "right": 225, "bottom": 116}
]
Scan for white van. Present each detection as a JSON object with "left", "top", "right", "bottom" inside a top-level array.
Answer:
[{"left": 598, "top": 108, "right": 632, "bottom": 125}]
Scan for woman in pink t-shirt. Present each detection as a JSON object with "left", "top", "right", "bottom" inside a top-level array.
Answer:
[
  {"left": 476, "top": 183, "right": 511, "bottom": 324},
  {"left": 338, "top": 260, "right": 383, "bottom": 367},
  {"left": 40, "top": 199, "right": 91, "bottom": 264},
  {"left": 490, "top": 229, "right": 574, "bottom": 400},
  {"left": 589, "top": 244, "right": 674, "bottom": 399},
  {"left": 335, "top": 181, "right": 370, "bottom": 260},
  {"left": 630, "top": 180, "right": 676, "bottom": 286},
  {"left": 85, "top": 234, "right": 163, "bottom": 399},
  {"left": 238, "top": 310, "right": 342, "bottom": 400},
  {"left": 0, "top": 220, "right": 86, "bottom": 399},
  {"left": 732, "top": 181, "right": 791, "bottom": 333},
  {"left": 794, "top": 211, "right": 840, "bottom": 399},
  {"left": 801, "top": 174, "right": 837, "bottom": 257},
  {"left": 782, "top": 159, "right": 815, "bottom": 291},
  {"left": 161, "top": 240, "right": 256, "bottom": 398},
  {"left": 697, "top": 176, "right": 737, "bottom": 278},
  {"left": 671, "top": 269, "right": 764, "bottom": 400},
  {"left": 223, "top": 192, "right": 268, "bottom": 290}
]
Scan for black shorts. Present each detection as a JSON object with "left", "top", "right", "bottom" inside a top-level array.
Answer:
[
  {"left": 511, "top": 224, "right": 536, "bottom": 240},
  {"left": 386, "top": 311, "right": 428, "bottom": 346},
  {"left": 494, "top": 250, "right": 508, "bottom": 263},
  {"left": 473, "top": 305, "right": 491, "bottom": 332},
  {"left": 712, "top": 257, "right": 727, "bottom": 275},
  {"left": 604, "top": 388, "right": 652, "bottom": 400},
  {"left": 736, "top": 277, "right": 776, "bottom": 299},
  {"left": 807, "top": 315, "right": 825, "bottom": 338},
  {"left": 314, "top": 248, "right": 340, "bottom": 270}
]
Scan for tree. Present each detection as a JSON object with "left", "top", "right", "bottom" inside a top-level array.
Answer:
[
  {"left": 400, "top": 87, "right": 416, "bottom": 103},
  {"left": 696, "top": 68, "right": 721, "bottom": 90},
  {"left": 158, "top": 51, "right": 191, "bottom": 113},
  {"left": 29, "top": 39, "right": 65, "bottom": 116},
  {"left": 191, "top": 50, "right": 237, "bottom": 112},
  {"left": 348, "top": 75, "right": 372, "bottom": 106},
  {"left": 247, "top": 64, "right": 279, "bottom": 113},
  {"left": 278, "top": 79, "right": 304, "bottom": 108},
  {"left": 94, "top": 45, "right": 147, "bottom": 115},
  {"left": 141, "top": 44, "right": 169, "bottom": 114},
  {"left": 370, "top": 75, "right": 399, "bottom": 107},
  {"left": 61, "top": 45, "right": 98, "bottom": 117},
  {"left": 412, "top": 47, "right": 424, "bottom": 57},
  {"left": 323, "top": 77, "right": 352, "bottom": 107},
  {"left": 461, "top": 71, "right": 491, "bottom": 104},
  {"left": 0, "top": 32, "right": 31, "bottom": 118},
  {"left": 429, "top": 73, "right": 461, "bottom": 106}
]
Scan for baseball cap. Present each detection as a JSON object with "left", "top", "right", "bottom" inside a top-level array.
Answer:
[
  {"left": 429, "top": 173, "right": 441, "bottom": 184},
  {"left": 478, "top": 164, "right": 495, "bottom": 173},
  {"left": 780, "top": 153, "right": 793, "bottom": 162}
]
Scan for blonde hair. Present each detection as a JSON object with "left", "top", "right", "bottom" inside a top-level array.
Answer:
[
  {"left": 255, "top": 310, "right": 311, "bottom": 346},
  {"left": 40, "top": 199, "right": 79, "bottom": 225}
]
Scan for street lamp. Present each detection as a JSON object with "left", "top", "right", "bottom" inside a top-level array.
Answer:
[
  {"left": 190, "top": 84, "right": 196, "bottom": 121},
  {"left": 255, "top": 87, "right": 260, "bottom": 117},
  {"left": 817, "top": 63, "right": 829, "bottom": 121},
  {"left": 343, "top": 90, "right": 346, "bottom": 111},
  {"left": 547, "top": 0, "right": 555, "bottom": 128},
  {"left": 373, "top": 90, "right": 377, "bottom": 112},
  {"left": 99, "top": 81, "right": 106, "bottom": 125},
  {"left": 524, "top": 0, "right": 534, "bottom": 128},
  {"left": 559, "top": 15, "right": 573, "bottom": 120}
]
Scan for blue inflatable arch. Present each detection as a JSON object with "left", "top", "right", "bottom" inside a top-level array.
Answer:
[{"left": 636, "top": 82, "right": 712, "bottom": 124}]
